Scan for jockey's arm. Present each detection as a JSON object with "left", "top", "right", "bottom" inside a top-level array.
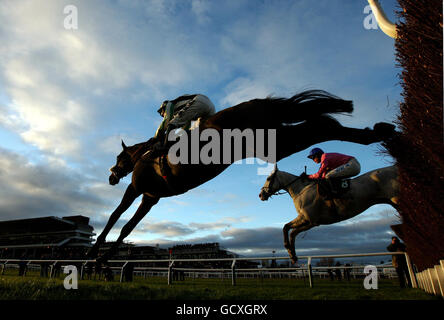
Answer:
[
  {"left": 308, "top": 161, "right": 328, "bottom": 179},
  {"left": 154, "top": 118, "right": 167, "bottom": 140}
]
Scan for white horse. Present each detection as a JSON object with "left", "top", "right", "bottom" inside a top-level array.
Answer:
[{"left": 259, "top": 165, "right": 399, "bottom": 263}]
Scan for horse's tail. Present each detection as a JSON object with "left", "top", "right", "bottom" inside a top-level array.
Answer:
[
  {"left": 266, "top": 90, "right": 353, "bottom": 125},
  {"left": 205, "top": 90, "right": 353, "bottom": 130}
]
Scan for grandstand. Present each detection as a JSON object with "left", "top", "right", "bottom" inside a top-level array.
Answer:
[
  {"left": 0, "top": 215, "right": 256, "bottom": 268},
  {"left": 0, "top": 215, "right": 95, "bottom": 259}
]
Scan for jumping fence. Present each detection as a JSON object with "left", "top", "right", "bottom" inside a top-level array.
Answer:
[
  {"left": 3, "top": 251, "right": 437, "bottom": 292},
  {"left": 415, "top": 260, "right": 444, "bottom": 297}
]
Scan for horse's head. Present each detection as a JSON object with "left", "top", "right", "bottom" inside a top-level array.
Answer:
[
  {"left": 109, "top": 140, "right": 134, "bottom": 185},
  {"left": 259, "top": 164, "right": 281, "bottom": 201}
]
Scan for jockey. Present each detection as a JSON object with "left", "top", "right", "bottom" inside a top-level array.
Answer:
[
  {"left": 303, "top": 147, "right": 361, "bottom": 197},
  {"left": 149, "top": 94, "right": 216, "bottom": 157}
]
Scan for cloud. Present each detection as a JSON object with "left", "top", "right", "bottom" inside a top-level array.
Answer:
[
  {"left": 0, "top": 147, "right": 115, "bottom": 221},
  {"left": 138, "top": 221, "right": 195, "bottom": 237},
  {"left": 132, "top": 211, "right": 399, "bottom": 257},
  {"left": 133, "top": 216, "right": 248, "bottom": 238},
  {"left": 0, "top": 0, "right": 223, "bottom": 161},
  {"left": 191, "top": 0, "right": 211, "bottom": 24},
  {"left": 217, "top": 0, "right": 401, "bottom": 127},
  {"left": 0, "top": 0, "right": 400, "bottom": 165},
  {"left": 0, "top": 1, "right": 401, "bottom": 259}
]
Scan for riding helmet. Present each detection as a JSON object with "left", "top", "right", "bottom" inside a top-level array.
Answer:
[{"left": 307, "top": 147, "right": 324, "bottom": 159}]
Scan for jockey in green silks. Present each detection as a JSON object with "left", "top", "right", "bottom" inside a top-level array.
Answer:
[{"left": 149, "top": 94, "right": 216, "bottom": 157}]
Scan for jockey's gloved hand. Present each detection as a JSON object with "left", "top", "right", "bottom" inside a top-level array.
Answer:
[{"left": 300, "top": 172, "right": 308, "bottom": 179}]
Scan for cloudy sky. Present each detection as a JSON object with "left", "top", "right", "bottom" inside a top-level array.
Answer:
[{"left": 0, "top": 0, "right": 402, "bottom": 258}]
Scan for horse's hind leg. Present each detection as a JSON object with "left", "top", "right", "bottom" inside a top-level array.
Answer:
[
  {"left": 287, "top": 218, "right": 313, "bottom": 264},
  {"left": 313, "top": 117, "right": 395, "bottom": 145},
  {"left": 101, "top": 195, "right": 159, "bottom": 260},
  {"left": 276, "top": 118, "right": 395, "bottom": 161},
  {"left": 87, "top": 184, "right": 140, "bottom": 258}
]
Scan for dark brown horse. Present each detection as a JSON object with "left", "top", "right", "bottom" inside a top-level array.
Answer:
[{"left": 87, "top": 90, "right": 395, "bottom": 260}]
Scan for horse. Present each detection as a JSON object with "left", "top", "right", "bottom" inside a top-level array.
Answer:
[
  {"left": 259, "top": 164, "right": 399, "bottom": 264},
  {"left": 87, "top": 90, "right": 396, "bottom": 260}
]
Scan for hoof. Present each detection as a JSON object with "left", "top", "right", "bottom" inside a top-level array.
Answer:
[
  {"left": 374, "top": 122, "right": 396, "bottom": 140},
  {"left": 291, "top": 257, "right": 298, "bottom": 265}
]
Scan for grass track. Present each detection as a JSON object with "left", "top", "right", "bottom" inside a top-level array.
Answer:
[{"left": 0, "top": 270, "right": 438, "bottom": 300}]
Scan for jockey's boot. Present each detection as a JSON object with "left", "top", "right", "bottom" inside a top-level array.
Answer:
[
  {"left": 326, "top": 178, "right": 340, "bottom": 197},
  {"left": 316, "top": 179, "right": 335, "bottom": 200}
]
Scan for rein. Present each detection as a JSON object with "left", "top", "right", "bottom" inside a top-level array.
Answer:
[
  {"left": 279, "top": 176, "right": 303, "bottom": 192},
  {"left": 262, "top": 174, "right": 302, "bottom": 197},
  {"left": 130, "top": 142, "right": 154, "bottom": 164}
]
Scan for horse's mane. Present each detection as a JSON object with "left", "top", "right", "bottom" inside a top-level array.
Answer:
[{"left": 126, "top": 141, "right": 153, "bottom": 162}]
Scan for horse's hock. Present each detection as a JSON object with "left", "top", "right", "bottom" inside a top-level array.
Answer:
[{"left": 384, "top": 0, "right": 444, "bottom": 271}]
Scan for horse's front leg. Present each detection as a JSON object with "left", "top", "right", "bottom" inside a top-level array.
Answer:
[
  {"left": 285, "top": 217, "right": 312, "bottom": 264},
  {"left": 100, "top": 195, "right": 159, "bottom": 261},
  {"left": 282, "top": 223, "right": 292, "bottom": 252},
  {"left": 87, "top": 184, "right": 141, "bottom": 258}
]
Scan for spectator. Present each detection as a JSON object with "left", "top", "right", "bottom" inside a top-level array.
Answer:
[
  {"left": 387, "top": 236, "right": 411, "bottom": 288},
  {"left": 103, "top": 265, "right": 114, "bottom": 281},
  {"left": 94, "top": 260, "right": 103, "bottom": 280},
  {"left": 85, "top": 262, "right": 93, "bottom": 280},
  {"left": 343, "top": 263, "right": 351, "bottom": 281},
  {"left": 327, "top": 269, "right": 334, "bottom": 281},
  {"left": 334, "top": 261, "right": 342, "bottom": 281},
  {"left": 40, "top": 253, "right": 49, "bottom": 278},
  {"left": 18, "top": 253, "right": 27, "bottom": 276}
]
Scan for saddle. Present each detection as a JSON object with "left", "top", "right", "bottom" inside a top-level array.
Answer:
[
  {"left": 314, "top": 178, "right": 351, "bottom": 218},
  {"left": 316, "top": 178, "right": 351, "bottom": 200}
]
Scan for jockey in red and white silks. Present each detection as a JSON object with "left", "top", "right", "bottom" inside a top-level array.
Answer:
[{"left": 307, "top": 148, "right": 361, "bottom": 180}]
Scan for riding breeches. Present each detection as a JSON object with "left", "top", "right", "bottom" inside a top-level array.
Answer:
[
  {"left": 169, "top": 94, "right": 216, "bottom": 130},
  {"left": 325, "top": 158, "right": 361, "bottom": 179}
]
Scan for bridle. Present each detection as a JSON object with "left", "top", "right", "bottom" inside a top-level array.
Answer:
[
  {"left": 261, "top": 171, "right": 302, "bottom": 199},
  {"left": 110, "top": 151, "right": 134, "bottom": 180}
]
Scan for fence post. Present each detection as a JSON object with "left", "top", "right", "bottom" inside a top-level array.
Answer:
[
  {"left": 404, "top": 253, "right": 417, "bottom": 288},
  {"left": 1, "top": 260, "right": 7, "bottom": 275},
  {"left": 307, "top": 257, "right": 314, "bottom": 288},
  {"left": 231, "top": 259, "right": 236, "bottom": 286},
  {"left": 120, "top": 261, "right": 129, "bottom": 283},
  {"left": 80, "top": 262, "right": 87, "bottom": 280},
  {"left": 24, "top": 260, "right": 32, "bottom": 277},
  {"left": 50, "top": 261, "right": 58, "bottom": 279},
  {"left": 434, "top": 264, "right": 444, "bottom": 297},
  {"left": 168, "top": 260, "right": 174, "bottom": 285}
]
